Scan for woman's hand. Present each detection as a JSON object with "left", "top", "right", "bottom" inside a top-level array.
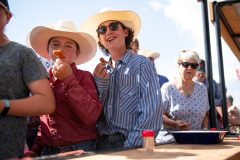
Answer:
[
  {"left": 175, "top": 120, "right": 191, "bottom": 130},
  {"left": 163, "top": 115, "right": 191, "bottom": 130}
]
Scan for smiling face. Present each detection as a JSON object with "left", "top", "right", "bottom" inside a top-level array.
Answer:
[
  {"left": 48, "top": 36, "right": 79, "bottom": 64},
  {"left": 98, "top": 20, "right": 128, "bottom": 53}
]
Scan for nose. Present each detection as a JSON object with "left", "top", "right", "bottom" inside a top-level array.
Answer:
[{"left": 105, "top": 27, "right": 113, "bottom": 35}]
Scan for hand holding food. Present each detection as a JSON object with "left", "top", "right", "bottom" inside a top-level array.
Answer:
[
  {"left": 93, "top": 57, "right": 110, "bottom": 79},
  {"left": 52, "top": 59, "right": 73, "bottom": 81},
  {"left": 100, "top": 57, "right": 107, "bottom": 64}
]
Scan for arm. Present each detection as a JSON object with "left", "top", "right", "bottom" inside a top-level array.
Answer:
[
  {"left": 93, "top": 61, "right": 110, "bottom": 107},
  {"left": 163, "top": 114, "right": 191, "bottom": 130},
  {"left": 213, "top": 80, "right": 222, "bottom": 106},
  {"left": 0, "top": 78, "right": 55, "bottom": 116},
  {"left": 161, "top": 82, "right": 191, "bottom": 130},
  {"left": 124, "top": 61, "right": 162, "bottom": 148},
  {"left": 163, "top": 114, "right": 177, "bottom": 129},
  {"left": 61, "top": 72, "right": 102, "bottom": 125},
  {"left": 201, "top": 112, "right": 209, "bottom": 129},
  {"left": 202, "top": 85, "right": 210, "bottom": 129}
]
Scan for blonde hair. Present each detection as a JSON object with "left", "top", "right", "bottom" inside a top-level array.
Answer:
[{"left": 177, "top": 49, "right": 200, "bottom": 64}]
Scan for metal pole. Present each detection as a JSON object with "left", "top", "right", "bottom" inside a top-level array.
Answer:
[
  {"left": 212, "top": 1, "right": 229, "bottom": 130},
  {"left": 198, "top": 0, "right": 217, "bottom": 128}
]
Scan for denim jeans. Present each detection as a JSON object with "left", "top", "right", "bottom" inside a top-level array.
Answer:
[
  {"left": 96, "top": 132, "right": 126, "bottom": 152},
  {"left": 41, "top": 140, "right": 96, "bottom": 156}
]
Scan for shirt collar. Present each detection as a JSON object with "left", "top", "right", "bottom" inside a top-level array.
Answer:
[{"left": 118, "top": 50, "right": 133, "bottom": 64}]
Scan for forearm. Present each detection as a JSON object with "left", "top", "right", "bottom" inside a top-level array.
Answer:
[
  {"left": 94, "top": 77, "right": 109, "bottom": 105},
  {"left": 94, "top": 77, "right": 109, "bottom": 92},
  {"left": 163, "top": 115, "right": 177, "bottom": 129},
  {"left": 0, "top": 79, "right": 55, "bottom": 116},
  {"left": 202, "top": 112, "right": 209, "bottom": 129},
  {"left": 1, "top": 96, "right": 54, "bottom": 116}
]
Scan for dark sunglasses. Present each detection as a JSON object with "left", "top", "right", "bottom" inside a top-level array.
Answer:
[
  {"left": 96, "top": 22, "right": 120, "bottom": 35},
  {"left": 179, "top": 62, "right": 199, "bottom": 69}
]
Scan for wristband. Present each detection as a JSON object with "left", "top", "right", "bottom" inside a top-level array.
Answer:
[{"left": 1, "top": 99, "right": 10, "bottom": 116}]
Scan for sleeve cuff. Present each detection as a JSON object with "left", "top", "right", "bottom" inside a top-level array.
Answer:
[{"left": 94, "top": 77, "right": 109, "bottom": 91}]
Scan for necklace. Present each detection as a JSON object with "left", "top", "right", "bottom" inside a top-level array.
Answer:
[
  {"left": 184, "top": 84, "right": 194, "bottom": 98},
  {"left": 175, "top": 79, "right": 194, "bottom": 98},
  {"left": 186, "top": 93, "right": 190, "bottom": 98}
]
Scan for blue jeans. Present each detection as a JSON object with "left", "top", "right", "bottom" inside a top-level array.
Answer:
[
  {"left": 96, "top": 132, "right": 126, "bottom": 152},
  {"left": 41, "top": 140, "right": 96, "bottom": 156}
]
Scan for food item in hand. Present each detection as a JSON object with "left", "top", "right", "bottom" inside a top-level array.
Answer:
[
  {"left": 53, "top": 50, "right": 65, "bottom": 59},
  {"left": 100, "top": 57, "right": 107, "bottom": 64},
  {"left": 100, "top": 57, "right": 112, "bottom": 73}
]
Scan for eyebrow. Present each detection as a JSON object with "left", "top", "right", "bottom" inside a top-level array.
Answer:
[{"left": 50, "top": 40, "right": 75, "bottom": 45}]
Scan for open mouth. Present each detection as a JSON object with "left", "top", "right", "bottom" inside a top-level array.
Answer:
[{"left": 107, "top": 37, "right": 115, "bottom": 42}]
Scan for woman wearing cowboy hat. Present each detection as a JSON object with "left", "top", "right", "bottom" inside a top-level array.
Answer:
[
  {"left": 26, "top": 20, "right": 102, "bottom": 156},
  {"left": 81, "top": 9, "right": 162, "bottom": 151},
  {"left": 0, "top": 0, "right": 55, "bottom": 159}
]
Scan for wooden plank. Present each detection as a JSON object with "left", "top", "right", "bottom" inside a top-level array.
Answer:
[
  {"left": 209, "top": 1, "right": 240, "bottom": 62},
  {"left": 69, "top": 137, "right": 240, "bottom": 160}
]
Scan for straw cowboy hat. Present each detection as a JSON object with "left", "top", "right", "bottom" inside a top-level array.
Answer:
[
  {"left": 80, "top": 9, "right": 141, "bottom": 40},
  {"left": 28, "top": 20, "right": 97, "bottom": 65},
  {"left": 140, "top": 49, "right": 160, "bottom": 59}
]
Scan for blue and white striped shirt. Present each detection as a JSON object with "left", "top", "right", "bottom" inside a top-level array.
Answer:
[{"left": 95, "top": 51, "right": 163, "bottom": 148}]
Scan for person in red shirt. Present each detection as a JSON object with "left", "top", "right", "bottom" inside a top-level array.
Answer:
[{"left": 25, "top": 20, "right": 102, "bottom": 156}]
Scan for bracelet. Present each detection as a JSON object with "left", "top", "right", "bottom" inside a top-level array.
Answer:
[{"left": 1, "top": 99, "right": 10, "bottom": 116}]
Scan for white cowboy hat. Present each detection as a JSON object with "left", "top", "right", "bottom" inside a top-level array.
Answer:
[
  {"left": 27, "top": 20, "right": 97, "bottom": 65},
  {"left": 140, "top": 49, "right": 160, "bottom": 59},
  {"left": 80, "top": 9, "right": 141, "bottom": 40}
]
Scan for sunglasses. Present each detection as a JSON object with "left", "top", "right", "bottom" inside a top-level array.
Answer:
[
  {"left": 179, "top": 62, "right": 199, "bottom": 69},
  {"left": 96, "top": 21, "right": 121, "bottom": 35}
]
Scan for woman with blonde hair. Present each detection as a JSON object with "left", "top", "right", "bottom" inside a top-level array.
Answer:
[{"left": 161, "top": 49, "right": 209, "bottom": 131}]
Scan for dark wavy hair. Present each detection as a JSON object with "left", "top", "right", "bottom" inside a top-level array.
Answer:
[{"left": 97, "top": 22, "right": 134, "bottom": 56}]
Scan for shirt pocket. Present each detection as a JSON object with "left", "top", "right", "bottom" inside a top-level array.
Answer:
[{"left": 119, "top": 86, "right": 139, "bottom": 113}]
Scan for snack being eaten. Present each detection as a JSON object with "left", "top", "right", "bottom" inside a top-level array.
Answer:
[
  {"left": 53, "top": 50, "right": 65, "bottom": 59},
  {"left": 100, "top": 57, "right": 107, "bottom": 64},
  {"left": 100, "top": 57, "right": 112, "bottom": 73}
]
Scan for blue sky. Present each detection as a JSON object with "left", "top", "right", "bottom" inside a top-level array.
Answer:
[{"left": 6, "top": 0, "right": 240, "bottom": 105}]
